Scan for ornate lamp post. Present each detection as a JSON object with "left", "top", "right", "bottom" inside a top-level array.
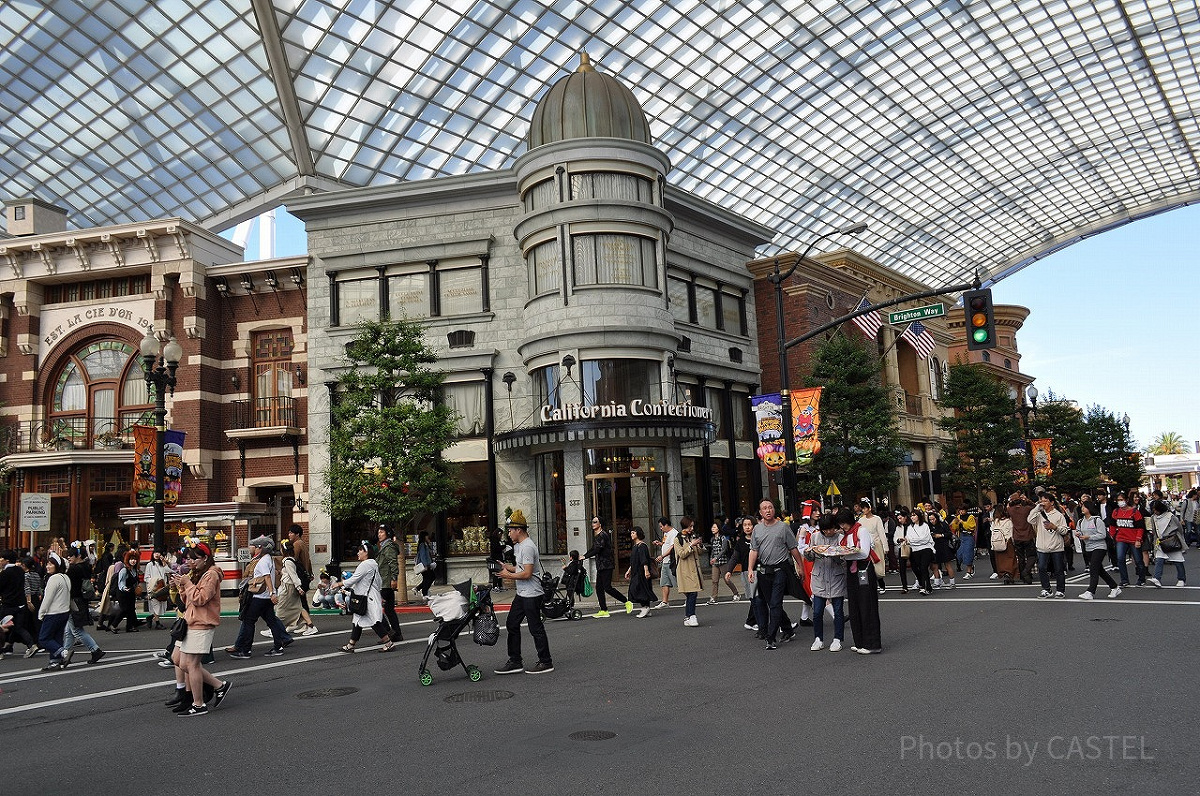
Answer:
[
  {"left": 140, "top": 329, "right": 183, "bottom": 553},
  {"left": 1017, "top": 384, "right": 1039, "bottom": 478},
  {"left": 767, "top": 222, "right": 868, "bottom": 516}
]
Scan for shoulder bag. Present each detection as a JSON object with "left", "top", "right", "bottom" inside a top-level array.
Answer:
[{"left": 348, "top": 571, "right": 376, "bottom": 616}]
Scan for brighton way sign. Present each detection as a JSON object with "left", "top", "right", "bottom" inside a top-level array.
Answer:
[{"left": 888, "top": 303, "right": 946, "bottom": 325}]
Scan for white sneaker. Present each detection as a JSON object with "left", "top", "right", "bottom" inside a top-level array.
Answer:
[
  {"left": 1038, "top": 590, "right": 1051, "bottom": 599},
  {"left": 653, "top": 601, "right": 669, "bottom": 609},
  {"left": 810, "top": 638, "right": 824, "bottom": 651},
  {"left": 260, "top": 630, "right": 272, "bottom": 638},
  {"left": 1053, "top": 591, "right": 1066, "bottom": 599},
  {"left": 683, "top": 615, "right": 699, "bottom": 627},
  {"left": 636, "top": 607, "right": 650, "bottom": 618},
  {"left": 1078, "top": 591, "right": 1094, "bottom": 600},
  {"left": 301, "top": 626, "right": 319, "bottom": 636},
  {"left": 932, "top": 579, "right": 943, "bottom": 588},
  {"left": 963, "top": 572, "right": 973, "bottom": 580},
  {"left": 731, "top": 594, "right": 741, "bottom": 601},
  {"left": 1109, "top": 587, "right": 1122, "bottom": 598},
  {"left": 1175, "top": 582, "right": 1187, "bottom": 588},
  {"left": 706, "top": 598, "right": 717, "bottom": 606},
  {"left": 989, "top": 573, "right": 999, "bottom": 580},
  {"left": 1147, "top": 577, "right": 1162, "bottom": 589},
  {"left": 744, "top": 623, "right": 758, "bottom": 631},
  {"left": 829, "top": 639, "right": 843, "bottom": 652}
]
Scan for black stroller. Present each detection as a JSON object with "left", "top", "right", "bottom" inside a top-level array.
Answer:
[
  {"left": 417, "top": 580, "right": 499, "bottom": 686},
  {"left": 539, "top": 568, "right": 584, "bottom": 621}
]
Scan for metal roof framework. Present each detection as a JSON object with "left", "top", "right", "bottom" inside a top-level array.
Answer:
[{"left": 1, "top": 0, "right": 1197, "bottom": 286}]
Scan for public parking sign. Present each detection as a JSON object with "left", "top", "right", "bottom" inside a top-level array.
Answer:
[
  {"left": 888, "top": 303, "right": 946, "bottom": 325},
  {"left": 19, "top": 493, "right": 52, "bottom": 533}
]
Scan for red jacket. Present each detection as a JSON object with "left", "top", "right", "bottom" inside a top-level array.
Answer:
[{"left": 1110, "top": 506, "right": 1144, "bottom": 544}]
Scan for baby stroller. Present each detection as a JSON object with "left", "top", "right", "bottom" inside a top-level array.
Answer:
[
  {"left": 417, "top": 580, "right": 499, "bottom": 686},
  {"left": 539, "top": 569, "right": 584, "bottom": 621}
]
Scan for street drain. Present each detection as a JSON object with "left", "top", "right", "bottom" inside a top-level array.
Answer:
[
  {"left": 443, "top": 690, "right": 515, "bottom": 704},
  {"left": 569, "top": 730, "right": 617, "bottom": 742},
  {"left": 296, "top": 687, "right": 359, "bottom": 699}
]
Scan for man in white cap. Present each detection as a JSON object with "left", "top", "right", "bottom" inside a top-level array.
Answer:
[{"left": 226, "top": 535, "right": 292, "bottom": 659}]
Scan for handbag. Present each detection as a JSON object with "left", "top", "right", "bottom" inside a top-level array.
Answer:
[
  {"left": 347, "top": 571, "right": 376, "bottom": 616},
  {"left": 899, "top": 539, "right": 912, "bottom": 558},
  {"left": 414, "top": 562, "right": 428, "bottom": 575},
  {"left": 1159, "top": 532, "right": 1183, "bottom": 553},
  {"left": 169, "top": 616, "right": 188, "bottom": 643},
  {"left": 472, "top": 609, "right": 500, "bottom": 646},
  {"left": 581, "top": 573, "right": 594, "bottom": 597}
]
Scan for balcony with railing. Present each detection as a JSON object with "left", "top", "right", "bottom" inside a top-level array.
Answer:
[
  {"left": 2, "top": 416, "right": 140, "bottom": 454},
  {"left": 227, "top": 397, "right": 302, "bottom": 439}
]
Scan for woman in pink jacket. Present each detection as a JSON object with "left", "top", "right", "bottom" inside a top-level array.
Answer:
[{"left": 168, "top": 543, "right": 231, "bottom": 717}]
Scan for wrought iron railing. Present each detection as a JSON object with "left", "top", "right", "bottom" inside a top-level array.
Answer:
[
  {"left": 904, "top": 393, "right": 923, "bottom": 415},
  {"left": 230, "top": 396, "right": 299, "bottom": 430},
  {"left": 1, "top": 415, "right": 145, "bottom": 453}
]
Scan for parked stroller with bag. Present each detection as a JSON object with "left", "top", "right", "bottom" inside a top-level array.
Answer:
[
  {"left": 417, "top": 580, "right": 499, "bottom": 686},
  {"left": 538, "top": 569, "right": 583, "bottom": 622}
]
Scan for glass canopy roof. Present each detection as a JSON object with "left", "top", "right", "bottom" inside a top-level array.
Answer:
[{"left": 1, "top": 0, "right": 1197, "bottom": 285}]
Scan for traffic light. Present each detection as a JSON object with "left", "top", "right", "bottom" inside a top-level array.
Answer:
[{"left": 963, "top": 288, "right": 997, "bottom": 350}]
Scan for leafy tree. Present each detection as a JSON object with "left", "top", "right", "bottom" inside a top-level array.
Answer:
[
  {"left": 1147, "top": 431, "right": 1186, "bottom": 456},
  {"left": 795, "top": 331, "right": 905, "bottom": 500},
  {"left": 1083, "top": 405, "right": 1143, "bottom": 489},
  {"left": 1026, "top": 390, "right": 1096, "bottom": 492},
  {"left": 323, "top": 318, "right": 460, "bottom": 527},
  {"left": 936, "top": 363, "right": 1024, "bottom": 501}
]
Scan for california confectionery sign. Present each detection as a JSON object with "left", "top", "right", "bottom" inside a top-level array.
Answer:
[{"left": 540, "top": 400, "right": 714, "bottom": 424}]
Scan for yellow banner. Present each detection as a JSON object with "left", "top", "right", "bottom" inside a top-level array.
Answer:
[
  {"left": 1031, "top": 438, "right": 1053, "bottom": 480},
  {"left": 791, "top": 387, "right": 823, "bottom": 466}
]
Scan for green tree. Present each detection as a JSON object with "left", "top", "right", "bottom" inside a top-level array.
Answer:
[
  {"left": 1147, "top": 431, "right": 1186, "bottom": 456},
  {"left": 1084, "top": 405, "right": 1143, "bottom": 489},
  {"left": 1026, "top": 390, "right": 1097, "bottom": 492},
  {"left": 937, "top": 363, "right": 1024, "bottom": 501},
  {"left": 796, "top": 331, "right": 904, "bottom": 499},
  {"left": 323, "top": 317, "right": 460, "bottom": 527}
]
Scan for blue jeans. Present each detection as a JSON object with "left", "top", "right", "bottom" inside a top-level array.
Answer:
[
  {"left": 810, "top": 595, "right": 844, "bottom": 642},
  {"left": 233, "top": 596, "right": 292, "bottom": 653},
  {"left": 683, "top": 591, "right": 697, "bottom": 617},
  {"left": 1116, "top": 541, "right": 1147, "bottom": 585},
  {"left": 1153, "top": 558, "right": 1186, "bottom": 584},
  {"left": 65, "top": 614, "right": 101, "bottom": 652},
  {"left": 956, "top": 534, "right": 976, "bottom": 570},
  {"left": 37, "top": 612, "right": 70, "bottom": 660},
  {"left": 1037, "top": 551, "right": 1066, "bottom": 592},
  {"left": 752, "top": 568, "right": 788, "bottom": 642}
]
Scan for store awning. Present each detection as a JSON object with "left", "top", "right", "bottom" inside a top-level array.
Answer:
[
  {"left": 493, "top": 417, "right": 715, "bottom": 453},
  {"left": 119, "top": 502, "right": 273, "bottom": 526}
]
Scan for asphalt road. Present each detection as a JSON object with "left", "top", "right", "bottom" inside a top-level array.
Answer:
[{"left": 2, "top": 569, "right": 1195, "bottom": 796}]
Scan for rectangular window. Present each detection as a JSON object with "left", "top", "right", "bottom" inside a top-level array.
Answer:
[
  {"left": 336, "top": 278, "right": 379, "bottom": 326},
  {"left": 437, "top": 267, "right": 483, "bottom": 316},
  {"left": 443, "top": 382, "right": 486, "bottom": 437},
  {"left": 732, "top": 393, "right": 753, "bottom": 440},
  {"left": 721, "top": 289, "right": 745, "bottom": 334},
  {"left": 534, "top": 365, "right": 561, "bottom": 409},
  {"left": 582, "top": 359, "right": 661, "bottom": 405},
  {"left": 387, "top": 272, "right": 429, "bottom": 319},
  {"left": 667, "top": 276, "right": 692, "bottom": 324},
  {"left": 573, "top": 234, "right": 656, "bottom": 288},
  {"left": 444, "top": 461, "right": 492, "bottom": 556},
  {"left": 694, "top": 284, "right": 718, "bottom": 328},
  {"left": 705, "top": 386, "right": 728, "bottom": 439}
]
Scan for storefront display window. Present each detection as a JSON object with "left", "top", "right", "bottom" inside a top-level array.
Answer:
[
  {"left": 536, "top": 451, "right": 566, "bottom": 554},
  {"left": 444, "top": 460, "right": 491, "bottom": 556}
]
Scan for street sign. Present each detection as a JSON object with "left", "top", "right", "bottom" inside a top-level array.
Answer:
[
  {"left": 19, "top": 493, "right": 51, "bottom": 533},
  {"left": 826, "top": 481, "right": 841, "bottom": 497},
  {"left": 888, "top": 303, "right": 946, "bottom": 325}
]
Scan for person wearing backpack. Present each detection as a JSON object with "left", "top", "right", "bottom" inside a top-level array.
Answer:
[
  {"left": 286, "top": 524, "right": 318, "bottom": 635},
  {"left": 226, "top": 536, "right": 292, "bottom": 659}
]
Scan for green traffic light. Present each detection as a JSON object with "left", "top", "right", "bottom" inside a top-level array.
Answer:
[{"left": 973, "top": 328, "right": 989, "bottom": 343}]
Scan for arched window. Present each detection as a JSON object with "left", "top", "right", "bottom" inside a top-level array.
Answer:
[{"left": 48, "top": 340, "right": 152, "bottom": 447}]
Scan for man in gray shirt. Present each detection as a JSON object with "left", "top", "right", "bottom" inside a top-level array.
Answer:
[
  {"left": 747, "top": 499, "right": 804, "bottom": 650},
  {"left": 494, "top": 513, "right": 553, "bottom": 675}
]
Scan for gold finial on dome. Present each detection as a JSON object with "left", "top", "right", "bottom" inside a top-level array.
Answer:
[{"left": 577, "top": 52, "right": 594, "bottom": 73}]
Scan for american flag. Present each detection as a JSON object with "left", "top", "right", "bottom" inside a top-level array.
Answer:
[
  {"left": 850, "top": 297, "right": 882, "bottom": 339},
  {"left": 901, "top": 320, "right": 937, "bottom": 360}
]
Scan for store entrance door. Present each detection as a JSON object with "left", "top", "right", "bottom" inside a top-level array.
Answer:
[{"left": 587, "top": 473, "right": 668, "bottom": 580}]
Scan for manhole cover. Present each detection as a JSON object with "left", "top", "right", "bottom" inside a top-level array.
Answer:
[
  {"left": 569, "top": 730, "right": 618, "bottom": 742},
  {"left": 296, "top": 687, "right": 360, "bottom": 700},
  {"left": 443, "top": 690, "right": 515, "bottom": 704}
]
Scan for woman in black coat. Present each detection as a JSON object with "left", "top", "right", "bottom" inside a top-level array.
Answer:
[{"left": 625, "top": 527, "right": 655, "bottom": 618}]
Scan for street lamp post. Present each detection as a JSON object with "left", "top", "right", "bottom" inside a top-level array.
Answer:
[
  {"left": 767, "top": 222, "right": 868, "bottom": 517},
  {"left": 1017, "top": 384, "right": 1039, "bottom": 480},
  {"left": 140, "top": 329, "right": 183, "bottom": 553}
]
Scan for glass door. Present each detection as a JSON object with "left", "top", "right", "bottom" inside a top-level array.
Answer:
[{"left": 588, "top": 472, "right": 668, "bottom": 579}]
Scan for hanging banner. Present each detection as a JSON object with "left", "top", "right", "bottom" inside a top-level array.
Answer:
[
  {"left": 133, "top": 425, "right": 186, "bottom": 507},
  {"left": 751, "top": 393, "right": 786, "bottom": 471},
  {"left": 790, "top": 387, "right": 823, "bottom": 466},
  {"left": 1030, "top": 438, "right": 1053, "bottom": 480}
]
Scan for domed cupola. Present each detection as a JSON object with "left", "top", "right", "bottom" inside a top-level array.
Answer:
[{"left": 527, "top": 53, "right": 651, "bottom": 148}]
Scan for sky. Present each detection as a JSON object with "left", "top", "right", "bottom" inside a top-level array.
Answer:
[{"left": 234, "top": 201, "right": 1199, "bottom": 453}]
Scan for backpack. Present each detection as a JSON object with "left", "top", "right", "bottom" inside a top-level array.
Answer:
[{"left": 297, "top": 564, "right": 313, "bottom": 593}]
